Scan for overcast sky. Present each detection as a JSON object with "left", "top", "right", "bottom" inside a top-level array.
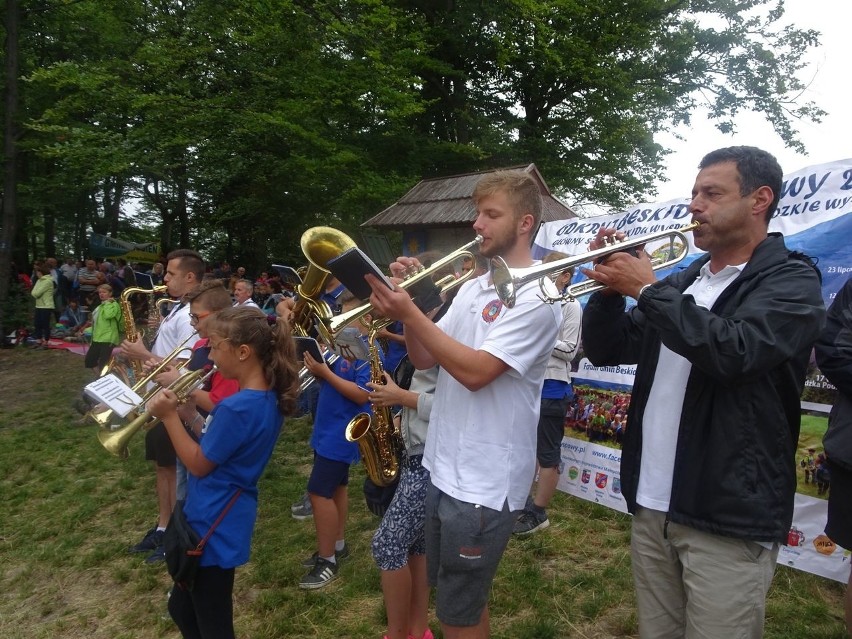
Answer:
[{"left": 652, "top": 0, "right": 851, "bottom": 202}]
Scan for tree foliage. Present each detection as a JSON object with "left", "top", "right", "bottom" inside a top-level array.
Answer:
[{"left": 2, "top": 0, "right": 824, "bottom": 278}]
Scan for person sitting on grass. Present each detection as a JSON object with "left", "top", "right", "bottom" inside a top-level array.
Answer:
[{"left": 58, "top": 298, "right": 86, "bottom": 337}]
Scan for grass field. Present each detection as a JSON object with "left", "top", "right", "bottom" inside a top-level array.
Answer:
[{"left": 0, "top": 346, "right": 847, "bottom": 638}]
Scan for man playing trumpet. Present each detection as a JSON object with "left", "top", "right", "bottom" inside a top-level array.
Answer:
[
  {"left": 368, "top": 170, "right": 560, "bottom": 639},
  {"left": 581, "top": 146, "right": 825, "bottom": 638}
]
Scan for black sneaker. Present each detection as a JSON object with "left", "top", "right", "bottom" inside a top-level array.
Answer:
[
  {"left": 291, "top": 495, "right": 313, "bottom": 520},
  {"left": 300, "top": 543, "right": 350, "bottom": 568},
  {"left": 144, "top": 545, "right": 166, "bottom": 564},
  {"left": 130, "top": 527, "right": 164, "bottom": 553},
  {"left": 290, "top": 492, "right": 310, "bottom": 513},
  {"left": 298, "top": 556, "right": 339, "bottom": 590},
  {"left": 512, "top": 508, "right": 550, "bottom": 536}
]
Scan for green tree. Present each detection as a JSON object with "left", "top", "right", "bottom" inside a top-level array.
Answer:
[
  {"left": 392, "top": 0, "right": 823, "bottom": 207},
  {"left": 2, "top": 0, "right": 825, "bottom": 320}
]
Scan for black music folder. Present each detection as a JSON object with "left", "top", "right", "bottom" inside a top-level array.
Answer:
[
  {"left": 327, "top": 247, "right": 393, "bottom": 301},
  {"left": 294, "top": 336, "right": 324, "bottom": 362}
]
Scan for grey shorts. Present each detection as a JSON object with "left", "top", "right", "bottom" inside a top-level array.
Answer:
[
  {"left": 424, "top": 483, "right": 516, "bottom": 627},
  {"left": 537, "top": 396, "right": 570, "bottom": 468}
]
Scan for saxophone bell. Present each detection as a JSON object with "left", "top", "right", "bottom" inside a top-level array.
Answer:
[{"left": 344, "top": 325, "right": 402, "bottom": 487}]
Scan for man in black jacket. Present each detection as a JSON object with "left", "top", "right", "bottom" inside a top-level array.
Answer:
[
  {"left": 816, "top": 276, "right": 852, "bottom": 634},
  {"left": 581, "top": 146, "right": 825, "bottom": 639}
]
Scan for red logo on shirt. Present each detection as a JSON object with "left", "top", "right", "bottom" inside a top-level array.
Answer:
[{"left": 481, "top": 299, "right": 503, "bottom": 323}]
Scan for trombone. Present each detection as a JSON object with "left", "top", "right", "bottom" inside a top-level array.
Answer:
[
  {"left": 98, "top": 366, "right": 216, "bottom": 459},
  {"left": 87, "top": 331, "right": 198, "bottom": 427},
  {"left": 491, "top": 222, "right": 699, "bottom": 308},
  {"left": 315, "top": 235, "right": 483, "bottom": 348}
]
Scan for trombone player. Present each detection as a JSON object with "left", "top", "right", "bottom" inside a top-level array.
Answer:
[
  {"left": 367, "top": 170, "right": 560, "bottom": 639},
  {"left": 120, "top": 248, "right": 204, "bottom": 564},
  {"left": 580, "top": 146, "right": 825, "bottom": 638}
]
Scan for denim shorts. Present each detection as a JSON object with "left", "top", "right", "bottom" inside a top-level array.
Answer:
[{"left": 424, "top": 484, "right": 516, "bottom": 626}]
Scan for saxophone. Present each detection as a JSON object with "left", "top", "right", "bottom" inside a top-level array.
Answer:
[
  {"left": 101, "top": 285, "right": 168, "bottom": 383},
  {"left": 345, "top": 324, "right": 403, "bottom": 487}
]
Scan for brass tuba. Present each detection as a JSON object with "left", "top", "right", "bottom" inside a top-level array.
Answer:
[
  {"left": 290, "top": 227, "right": 358, "bottom": 337},
  {"left": 98, "top": 366, "right": 215, "bottom": 459},
  {"left": 345, "top": 325, "right": 402, "bottom": 487}
]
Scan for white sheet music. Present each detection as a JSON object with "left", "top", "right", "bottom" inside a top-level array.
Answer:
[{"left": 84, "top": 374, "right": 144, "bottom": 418}]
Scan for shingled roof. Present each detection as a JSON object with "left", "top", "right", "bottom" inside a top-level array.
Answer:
[{"left": 361, "top": 164, "right": 575, "bottom": 229}]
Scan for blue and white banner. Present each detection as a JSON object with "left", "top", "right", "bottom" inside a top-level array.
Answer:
[
  {"left": 779, "top": 493, "right": 851, "bottom": 583},
  {"left": 557, "top": 437, "right": 627, "bottom": 514},
  {"left": 534, "top": 157, "right": 852, "bottom": 304}
]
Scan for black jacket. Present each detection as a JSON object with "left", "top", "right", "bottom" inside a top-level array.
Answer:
[
  {"left": 816, "top": 277, "right": 852, "bottom": 469},
  {"left": 583, "top": 234, "right": 825, "bottom": 542}
]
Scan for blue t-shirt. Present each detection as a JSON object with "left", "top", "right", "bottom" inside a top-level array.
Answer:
[
  {"left": 311, "top": 350, "right": 376, "bottom": 464},
  {"left": 185, "top": 389, "right": 282, "bottom": 568},
  {"left": 542, "top": 379, "right": 572, "bottom": 400},
  {"left": 382, "top": 321, "right": 407, "bottom": 377}
]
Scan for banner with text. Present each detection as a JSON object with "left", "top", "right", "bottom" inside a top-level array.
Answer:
[{"left": 534, "top": 157, "right": 852, "bottom": 304}]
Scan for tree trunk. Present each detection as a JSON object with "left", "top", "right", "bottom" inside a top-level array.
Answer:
[{"left": 0, "top": 0, "right": 20, "bottom": 332}]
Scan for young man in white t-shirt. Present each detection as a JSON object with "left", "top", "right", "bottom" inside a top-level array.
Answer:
[
  {"left": 368, "top": 170, "right": 560, "bottom": 639},
  {"left": 121, "top": 249, "right": 203, "bottom": 563}
]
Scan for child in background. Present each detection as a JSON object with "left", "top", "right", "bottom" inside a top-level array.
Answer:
[
  {"left": 82, "top": 284, "right": 123, "bottom": 374},
  {"left": 298, "top": 292, "right": 377, "bottom": 589},
  {"left": 59, "top": 298, "right": 86, "bottom": 337}
]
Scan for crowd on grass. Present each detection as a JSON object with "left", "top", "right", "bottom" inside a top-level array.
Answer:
[{"left": 4, "top": 257, "right": 299, "bottom": 348}]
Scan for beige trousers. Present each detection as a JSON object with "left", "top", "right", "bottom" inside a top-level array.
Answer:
[{"left": 631, "top": 506, "right": 779, "bottom": 639}]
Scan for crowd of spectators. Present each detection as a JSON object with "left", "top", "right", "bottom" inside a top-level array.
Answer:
[
  {"left": 7, "top": 256, "right": 299, "bottom": 347},
  {"left": 565, "top": 389, "right": 631, "bottom": 445}
]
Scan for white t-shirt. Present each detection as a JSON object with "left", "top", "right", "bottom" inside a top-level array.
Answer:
[
  {"left": 233, "top": 299, "right": 259, "bottom": 308},
  {"left": 151, "top": 302, "right": 195, "bottom": 360},
  {"left": 424, "top": 272, "right": 561, "bottom": 511},
  {"left": 636, "top": 261, "right": 745, "bottom": 512}
]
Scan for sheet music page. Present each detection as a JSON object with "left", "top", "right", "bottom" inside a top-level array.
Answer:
[{"left": 84, "top": 374, "right": 144, "bottom": 418}]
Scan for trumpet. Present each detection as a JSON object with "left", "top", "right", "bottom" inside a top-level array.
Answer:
[
  {"left": 87, "top": 331, "right": 198, "bottom": 427},
  {"left": 98, "top": 366, "right": 216, "bottom": 459},
  {"left": 490, "top": 222, "right": 699, "bottom": 307},
  {"left": 315, "top": 235, "right": 483, "bottom": 348}
]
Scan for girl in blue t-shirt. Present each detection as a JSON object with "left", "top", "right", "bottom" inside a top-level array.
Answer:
[{"left": 149, "top": 306, "right": 300, "bottom": 639}]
